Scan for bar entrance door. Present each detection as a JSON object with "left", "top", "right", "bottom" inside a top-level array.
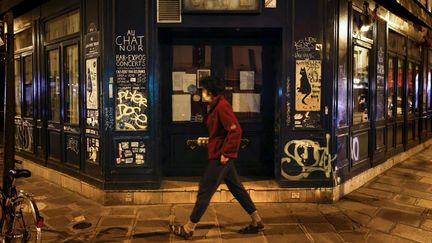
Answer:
[{"left": 160, "top": 29, "right": 280, "bottom": 177}]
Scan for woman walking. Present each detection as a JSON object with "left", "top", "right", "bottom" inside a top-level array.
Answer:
[{"left": 169, "top": 76, "right": 264, "bottom": 240}]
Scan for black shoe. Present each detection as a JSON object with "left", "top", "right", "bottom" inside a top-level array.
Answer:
[
  {"left": 169, "top": 224, "right": 193, "bottom": 240},
  {"left": 238, "top": 221, "right": 265, "bottom": 234}
]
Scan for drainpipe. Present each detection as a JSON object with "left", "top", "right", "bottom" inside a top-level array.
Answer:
[{"left": 2, "top": 11, "right": 14, "bottom": 195}]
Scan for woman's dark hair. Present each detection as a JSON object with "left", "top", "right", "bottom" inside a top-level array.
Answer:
[{"left": 200, "top": 76, "right": 225, "bottom": 96}]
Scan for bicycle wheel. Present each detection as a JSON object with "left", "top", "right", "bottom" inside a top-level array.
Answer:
[{"left": 7, "top": 197, "right": 41, "bottom": 243}]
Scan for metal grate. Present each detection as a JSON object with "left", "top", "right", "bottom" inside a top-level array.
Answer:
[{"left": 157, "top": 0, "right": 182, "bottom": 23}]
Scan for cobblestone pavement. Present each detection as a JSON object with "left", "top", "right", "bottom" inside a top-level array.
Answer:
[{"left": 2, "top": 148, "right": 432, "bottom": 242}]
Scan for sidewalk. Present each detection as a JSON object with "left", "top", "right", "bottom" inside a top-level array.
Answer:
[{"left": 5, "top": 148, "right": 432, "bottom": 242}]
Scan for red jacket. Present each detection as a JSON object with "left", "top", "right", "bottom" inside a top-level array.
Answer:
[{"left": 206, "top": 95, "right": 242, "bottom": 160}]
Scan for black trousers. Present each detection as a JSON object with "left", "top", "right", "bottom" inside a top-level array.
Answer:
[{"left": 190, "top": 159, "right": 257, "bottom": 223}]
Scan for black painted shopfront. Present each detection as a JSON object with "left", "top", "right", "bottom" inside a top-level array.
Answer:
[{"left": 1, "top": 0, "right": 432, "bottom": 190}]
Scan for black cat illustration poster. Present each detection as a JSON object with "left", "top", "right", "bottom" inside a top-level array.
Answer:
[
  {"left": 295, "top": 60, "right": 321, "bottom": 111},
  {"left": 86, "top": 58, "right": 98, "bottom": 109}
]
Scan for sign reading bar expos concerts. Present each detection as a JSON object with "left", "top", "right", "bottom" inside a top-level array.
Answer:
[
  {"left": 114, "top": 29, "right": 148, "bottom": 131},
  {"left": 183, "top": 0, "right": 261, "bottom": 13}
]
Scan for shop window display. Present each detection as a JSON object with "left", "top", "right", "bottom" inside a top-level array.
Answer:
[
  {"left": 65, "top": 44, "right": 79, "bottom": 124},
  {"left": 353, "top": 45, "right": 369, "bottom": 124},
  {"left": 14, "top": 59, "right": 21, "bottom": 116},
  {"left": 23, "top": 55, "right": 33, "bottom": 118},
  {"left": 397, "top": 59, "right": 404, "bottom": 116},
  {"left": 388, "top": 58, "right": 395, "bottom": 118},
  {"left": 48, "top": 50, "right": 60, "bottom": 122}
]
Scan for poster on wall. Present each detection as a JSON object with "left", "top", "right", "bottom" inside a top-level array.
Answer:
[
  {"left": 293, "top": 111, "right": 320, "bottom": 129},
  {"left": 295, "top": 59, "right": 321, "bottom": 111},
  {"left": 115, "top": 29, "right": 147, "bottom": 87},
  {"left": 115, "top": 29, "right": 148, "bottom": 131},
  {"left": 85, "top": 30, "right": 100, "bottom": 58},
  {"left": 86, "top": 58, "right": 98, "bottom": 109},
  {"left": 115, "top": 140, "right": 146, "bottom": 166},
  {"left": 116, "top": 88, "right": 148, "bottom": 131},
  {"left": 86, "top": 110, "right": 99, "bottom": 127},
  {"left": 86, "top": 137, "right": 99, "bottom": 164}
]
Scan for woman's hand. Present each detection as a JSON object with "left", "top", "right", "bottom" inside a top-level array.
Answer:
[{"left": 220, "top": 154, "right": 229, "bottom": 165}]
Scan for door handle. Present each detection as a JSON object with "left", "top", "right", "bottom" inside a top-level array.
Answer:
[{"left": 186, "top": 138, "right": 250, "bottom": 149}]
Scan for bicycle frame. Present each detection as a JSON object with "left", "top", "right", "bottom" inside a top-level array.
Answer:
[{"left": 0, "top": 172, "right": 43, "bottom": 242}]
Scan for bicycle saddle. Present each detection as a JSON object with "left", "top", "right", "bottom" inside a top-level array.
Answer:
[{"left": 9, "top": 169, "right": 31, "bottom": 179}]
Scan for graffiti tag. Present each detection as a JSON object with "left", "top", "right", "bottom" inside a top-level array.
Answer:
[
  {"left": 281, "top": 134, "right": 336, "bottom": 180},
  {"left": 116, "top": 89, "right": 148, "bottom": 130}
]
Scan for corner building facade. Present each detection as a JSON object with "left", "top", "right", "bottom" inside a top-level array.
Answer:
[{"left": 2, "top": 0, "right": 432, "bottom": 202}]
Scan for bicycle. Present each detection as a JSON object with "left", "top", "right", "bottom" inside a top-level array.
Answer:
[{"left": 0, "top": 160, "right": 44, "bottom": 242}]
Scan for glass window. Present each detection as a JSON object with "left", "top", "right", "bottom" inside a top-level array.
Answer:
[
  {"left": 388, "top": 30, "right": 406, "bottom": 55},
  {"left": 48, "top": 49, "right": 60, "bottom": 122},
  {"left": 408, "top": 39, "right": 421, "bottom": 59},
  {"left": 14, "top": 28, "right": 32, "bottom": 51},
  {"left": 171, "top": 45, "right": 211, "bottom": 123},
  {"left": 14, "top": 59, "right": 21, "bottom": 116},
  {"left": 65, "top": 44, "right": 79, "bottom": 124},
  {"left": 45, "top": 11, "right": 80, "bottom": 42},
  {"left": 338, "top": 65, "right": 348, "bottom": 127},
  {"left": 224, "top": 46, "right": 263, "bottom": 123},
  {"left": 397, "top": 59, "right": 404, "bottom": 116},
  {"left": 428, "top": 68, "right": 431, "bottom": 111},
  {"left": 23, "top": 55, "right": 33, "bottom": 117},
  {"left": 407, "top": 63, "right": 413, "bottom": 114},
  {"left": 414, "top": 65, "right": 420, "bottom": 113},
  {"left": 424, "top": 67, "right": 429, "bottom": 112},
  {"left": 352, "top": 10, "right": 373, "bottom": 40},
  {"left": 353, "top": 45, "right": 369, "bottom": 124},
  {"left": 388, "top": 58, "right": 395, "bottom": 118}
]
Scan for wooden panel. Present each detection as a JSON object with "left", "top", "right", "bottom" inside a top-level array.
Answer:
[
  {"left": 387, "top": 124, "right": 395, "bottom": 149},
  {"left": 48, "top": 131, "right": 61, "bottom": 160},
  {"left": 65, "top": 134, "right": 80, "bottom": 166}
]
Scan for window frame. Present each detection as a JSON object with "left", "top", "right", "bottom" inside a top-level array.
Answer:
[
  {"left": 46, "top": 44, "right": 62, "bottom": 123},
  {"left": 14, "top": 56, "right": 22, "bottom": 118},
  {"left": 21, "top": 53, "right": 34, "bottom": 118},
  {"left": 351, "top": 39, "right": 372, "bottom": 128},
  {"left": 387, "top": 55, "right": 397, "bottom": 121},
  {"left": 44, "top": 9, "right": 80, "bottom": 44},
  {"left": 43, "top": 8, "right": 81, "bottom": 126},
  {"left": 62, "top": 40, "right": 81, "bottom": 126}
]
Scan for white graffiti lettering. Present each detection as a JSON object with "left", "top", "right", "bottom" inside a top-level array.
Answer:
[
  {"left": 281, "top": 134, "right": 336, "bottom": 180},
  {"left": 294, "top": 37, "right": 317, "bottom": 52},
  {"left": 351, "top": 137, "right": 360, "bottom": 161},
  {"left": 66, "top": 137, "right": 79, "bottom": 155}
]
